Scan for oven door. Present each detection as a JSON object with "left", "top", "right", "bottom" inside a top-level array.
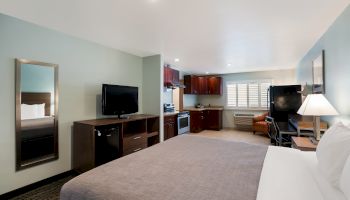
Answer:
[{"left": 178, "top": 115, "right": 190, "bottom": 134}]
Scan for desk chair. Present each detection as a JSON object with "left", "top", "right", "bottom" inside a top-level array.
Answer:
[
  {"left": 266, "top": 117, "right": 297, "bottom": 146},
  {"left": 265, "top": 116, "right": 279, "bottom": 145}
]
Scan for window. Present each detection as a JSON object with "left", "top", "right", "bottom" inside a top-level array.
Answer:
[{"left": 226, "top": 80, "right": 271, "bottom": 109}]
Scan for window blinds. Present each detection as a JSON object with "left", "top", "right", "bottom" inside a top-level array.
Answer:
[{"left": 227, "top": 81, "right": 271, "bottom": 109}]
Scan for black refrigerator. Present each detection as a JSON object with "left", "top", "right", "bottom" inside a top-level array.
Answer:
[{"left": 269, "top": 85, "right": 302, "bottom": 122}]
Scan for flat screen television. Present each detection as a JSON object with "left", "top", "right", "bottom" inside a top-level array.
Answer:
[{"left": 102, "top": 84, "right": 138, "bottom": 118}]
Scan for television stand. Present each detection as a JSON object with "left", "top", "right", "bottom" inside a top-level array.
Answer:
[
  {"left": 73, "top": 114, "right": 160, "bottom": 173},
  {"left": 118, "top": 115, "right": 129, "bottom": 119}
]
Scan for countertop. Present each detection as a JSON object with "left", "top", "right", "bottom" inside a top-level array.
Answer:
[
  {"left": 163, "top": 111, "right": 179, "bottom": 117},
  {"left": 184, "top": 106, "right": 224, "bottom": 111}
]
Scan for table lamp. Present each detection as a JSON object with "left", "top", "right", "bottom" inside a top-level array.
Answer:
[{"left": 297, "top": 94, "right": 338, "bottom": 141}]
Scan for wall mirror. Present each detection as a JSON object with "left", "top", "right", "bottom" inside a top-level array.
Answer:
[
  {"left": 312, "top": 50, "right": 325, "bottom": 94},
  {"left": 15, "top": 58, "right": 58, "bottom": 170}
]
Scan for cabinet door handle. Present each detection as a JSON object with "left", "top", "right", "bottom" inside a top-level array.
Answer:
[
  {"left": 133, "top": 136, "right": 141, "bottom": 140},
  {"left": 106, "top": 134, "right": 112, "bottom": 137},
  {"left": 133, "top": 148, "right": 142, "bottom": 152}
]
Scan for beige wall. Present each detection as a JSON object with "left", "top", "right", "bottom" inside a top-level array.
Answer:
[
  {"left": 0, "top": 14, "right": 143, "bottom": 194},
  {"left": 197, "top": 69, "right": 297, "bottom": 128}
]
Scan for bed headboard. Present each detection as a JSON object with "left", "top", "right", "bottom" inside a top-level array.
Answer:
[{"left": 21, "top": 92, "right": 51, "bottom": 116}]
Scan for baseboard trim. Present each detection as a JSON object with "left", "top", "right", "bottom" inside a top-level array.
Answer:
[{"left": 0, "top": 170, "right": 76, "bottom": 199}]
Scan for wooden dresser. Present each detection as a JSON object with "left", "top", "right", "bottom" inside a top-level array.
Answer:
[{"left": 73, "top": 114, "right": 159, "bottom": 173}]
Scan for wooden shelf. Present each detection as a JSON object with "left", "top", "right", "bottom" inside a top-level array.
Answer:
[{"left": 147, "top": 131, "right": 159, "bottom": 138}]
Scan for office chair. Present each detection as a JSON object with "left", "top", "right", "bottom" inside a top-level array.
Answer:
[
  {"left": 265, "top": 116, "right": 279, "bottom": 145},
  {"left": 265, "top": 116, "right": 292, "bottom": 146}
]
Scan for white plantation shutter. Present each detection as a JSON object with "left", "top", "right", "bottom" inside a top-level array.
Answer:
[
  {"left": 248, "top": 83, "right": 259, "bottom": 107},
  {"left": 237, "top": 83, "right": 248, "bottom": 107},
  {"left": 226, "top": 80, "right": 272, "bottom": 109},
  {"left": 227, "top": 83, "right": 237, "bottom": 107},
  {"left": 260, "top": 82, "right": 271, "bottom": 108}
]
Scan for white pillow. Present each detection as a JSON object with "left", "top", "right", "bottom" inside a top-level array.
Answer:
[
  {"left": 340, "top": 155, "right": 350, "bottom": 199},
  {"left": 316, "top": 122, "right": 350, "bottom": 187},
  {"left": 21, "top": 104, "right": 37, "bottom": 120},
  {"left": 36, "top": 103, "right": 46, "bottom": 118},
  {"left": 21, "top": 103, "right": 46, "bottom": 120}
]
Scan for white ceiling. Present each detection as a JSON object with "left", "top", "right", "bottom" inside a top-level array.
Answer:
[{"left": 0, "top": 0, "right": 349, "bottom": 74}]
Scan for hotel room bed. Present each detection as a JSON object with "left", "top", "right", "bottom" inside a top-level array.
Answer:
[
  {"left": 21, "top": 116, "right": 55, "bottom": 140},
  {"left": 60, "top": 135, "right": 346, "bottom": 200}
]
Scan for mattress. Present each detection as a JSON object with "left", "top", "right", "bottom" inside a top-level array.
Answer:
[
  {"left": 61, "top": 135, "right": 268, "bottom": 200},
  {"left": 21, "top": 116, "right": 55, "bottom": 140},
  {"left": 21, "top": 116, "right": 54, "bottom": 131}
]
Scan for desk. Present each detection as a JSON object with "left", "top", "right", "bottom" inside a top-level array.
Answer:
[
  {"left": 291, "top": 137, "right": 317, "bottom": 151},
  {"left": 276, "top": 122, "right": 298, "bottom": 146},
  {"left": 289, "top": 119, "right": 328, "bottom": 136}
]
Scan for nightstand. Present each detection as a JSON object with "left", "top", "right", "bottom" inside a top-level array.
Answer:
[{"left": 291, "top": 137, "right": 317, "bottom": 151}]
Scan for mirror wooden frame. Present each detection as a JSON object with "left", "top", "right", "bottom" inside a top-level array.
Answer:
[{"left": 15, "top": 58, "right": 59, "bottom": 171}]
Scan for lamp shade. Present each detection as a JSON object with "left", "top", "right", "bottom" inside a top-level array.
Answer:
[{"left": 297, "top": 94, "right": 339, "bottom": 116}]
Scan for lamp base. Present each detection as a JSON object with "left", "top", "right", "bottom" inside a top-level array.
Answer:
[
  {"left": 313, "top": 116, "right": 321, "bottom": 141},
  {"left": 309, "top": 137, "right": 319, "bottom": 145}
]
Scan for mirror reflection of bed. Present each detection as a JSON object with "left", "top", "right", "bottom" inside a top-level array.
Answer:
[
  {"left": 16, "top": 58, "right": 58, "bottom": 170},
  {"left": 20, "top": 92, "right": 55, "bottom": 163}
]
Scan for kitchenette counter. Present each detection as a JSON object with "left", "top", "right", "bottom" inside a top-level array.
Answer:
[
  {"left": 184, "top": 106, "right": 224, "bottom": 111},
  {"left": 163, "top": 111, "right": 179, "bottom": 117}
]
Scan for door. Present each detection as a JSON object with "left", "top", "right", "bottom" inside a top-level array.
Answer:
[
  {"left": 164, "top": 66, "right": 172, "bottom": 86},
  {"left": 208, "top": 77, "right": 222, "bottom": 95},
  {"left": 190, "top": 111, "right": 204, "bottom": 133},
  {"left": 184, "top": 75, "right": 199, "bottom": 94},
  {"left": 197, "top": 76, "right": 208, "bottom": 94},
  {"left": 205, "top": 110, "right": 222, "bottom": 130},
  {"left": 172, "top": 69, "right": 179, "bottom": 84}
]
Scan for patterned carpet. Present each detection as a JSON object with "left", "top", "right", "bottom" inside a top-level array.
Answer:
[{"left": 9, "top": 176, "right": 74, "bottom": 200}]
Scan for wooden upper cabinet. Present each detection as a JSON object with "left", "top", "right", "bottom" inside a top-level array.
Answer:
[
  {"left": 184, "top": 75, "right": 199, "bottom": 94},
  {"left": 207, "top": 76, "right": 222, "bottom": 95},
  {"left": 172, "top": 69, "right": 179, "bottom": 84},
  {"left": 184, "top": 75, "right": 222, "bottom": 95},
  {"left": 197, "top": 76, "right": 208, "bottom": 95},
  {"left": 164, "top": 66, "right": 179, "bottom": 87},
  {"left": 164, "top": 66, "right": 172, "bottom": 86}
]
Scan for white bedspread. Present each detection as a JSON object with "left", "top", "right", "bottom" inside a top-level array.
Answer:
[{"left": 257, "top": 146, "right": 346, "bottom": 200}]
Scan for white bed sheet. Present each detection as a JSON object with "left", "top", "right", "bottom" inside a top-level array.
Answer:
[{"left": 257, "top": 146, "right": 346, "bottom": 200}]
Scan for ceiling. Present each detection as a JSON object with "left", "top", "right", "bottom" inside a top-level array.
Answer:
[{"left": 0, "top": 0, "right": 349, "bottom": 74}]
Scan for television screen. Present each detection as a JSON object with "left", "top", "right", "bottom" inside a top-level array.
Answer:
[
  {"left": 274, "top": 95, "right": 301, "bottom": 112},
  {"left": 102, "top": 84, "right": 138, "bottom": 116}
]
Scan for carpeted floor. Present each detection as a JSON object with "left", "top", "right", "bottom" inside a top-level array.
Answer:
[
  {"left": 8, "top": 129, "right": 268, "bottom": 199},
  {"left": 192, "top": 128, "right": 270, "bottom": 146},
  {"left": 9, "top": 176, "right": 74, "bottom": 200}
]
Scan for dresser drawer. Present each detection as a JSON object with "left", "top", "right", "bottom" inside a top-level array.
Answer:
[
  {"left": 123, "top": 133, "right": 147, "bottom": 151},
  {"left": 123, "top": 143, "right": 147, "bottom": 156}
]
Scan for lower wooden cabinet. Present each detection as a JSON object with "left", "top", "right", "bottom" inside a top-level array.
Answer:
[
  {"left": 164, "top": 115, "right": 178, "bottom": 140},
  {"left": 190, "top": 110, "right": 222, "bottom": 133},
  {"left": 205, "top": 110, "right": 223, "bottom": 130},
  {"left": 190, "top": 111, "right": 205, "bottom": 133}
]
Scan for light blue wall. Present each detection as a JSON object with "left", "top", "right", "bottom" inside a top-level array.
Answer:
[
  {"left": 142, "top": 55, "right": 164, "bottom": 141},
  {"left": 21, "top": 64, "right": 55, "bottom": 114},
  {"left": 0, "top": 13, "right": 143, "bottom": 194},
  {"left": 296, "top": 5, "right": 350, "bottom": 124},
  {"left": 21, "top": 64, "right": 54, "bottom": 93}
]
